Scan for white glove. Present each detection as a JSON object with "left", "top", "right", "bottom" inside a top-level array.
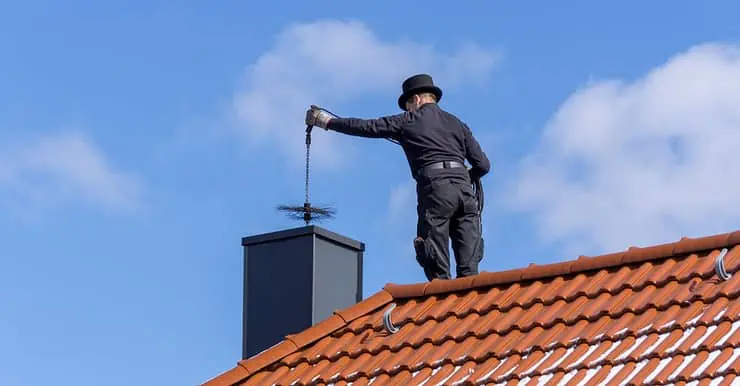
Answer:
[{"left": 305, "top": 105, "right": 335, "bottom": 129}]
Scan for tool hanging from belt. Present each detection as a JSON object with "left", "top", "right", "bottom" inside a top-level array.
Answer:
[{"left": 473, "top": 176, "right": 484, "bottom": 220}]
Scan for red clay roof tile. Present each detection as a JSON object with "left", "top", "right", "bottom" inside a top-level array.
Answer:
[{"left": 202, "top": 229, "right": 740, "bottom": 385}]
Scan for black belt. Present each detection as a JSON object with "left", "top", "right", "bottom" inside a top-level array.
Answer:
[{"left": 416, "top": 161, "right": 465, "bottom": 176}]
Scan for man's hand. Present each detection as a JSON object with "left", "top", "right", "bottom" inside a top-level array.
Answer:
[{"left": 305, "top": 105, "right": 335, "bottom": 129}]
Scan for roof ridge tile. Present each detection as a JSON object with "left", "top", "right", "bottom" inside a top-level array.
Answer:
[
  {"left": 674, "top": 233, "right": 730, "bottom": 255},
  {"left": 382, "top": 282, "right": 427, "bottom": 298},
  {"left": 424, "top": 276, "right": 475, "bottom": 296},
  {"left": 334, "top": 290, "right": 394, "bottom": 323},
  {"left": 731, "top": 231, "right": 740, "bottom": 245},
  {"left": 238, "top": 340, "right": 298, "bottom": 374},
  {"left": 623, "top": 243, "right": 675, "bottom": 263},
  {"left": 384, "top": 230, "right": 740, "bottom": 299},
  {"left": 520, "top": 261, "right": 574, "bottom": 280},
  {"left": 201, "top": 366, "right": 250, "bottom": 386},
  {"left": 285, "top": 314, "right": 346, "bottom": 349}
]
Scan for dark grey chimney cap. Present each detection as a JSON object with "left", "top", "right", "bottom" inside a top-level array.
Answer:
[{"left": 241, "top": 225, "right": 365, "bottom": 251}]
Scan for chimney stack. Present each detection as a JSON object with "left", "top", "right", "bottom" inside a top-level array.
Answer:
[{"left": 240, "top": 225, "right": 365, "bottom": 359}]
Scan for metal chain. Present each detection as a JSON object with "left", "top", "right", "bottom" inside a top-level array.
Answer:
[{"left": 305, "top": 131, "right": 311, "bottom": 204}]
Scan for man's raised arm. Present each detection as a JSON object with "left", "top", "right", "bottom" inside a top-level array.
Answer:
[
  {"left": 306, "top": 105, "right": 405, "bottom": 140},
  {"left": 327, "top": 113, "right": 406, "bottom": 140}
]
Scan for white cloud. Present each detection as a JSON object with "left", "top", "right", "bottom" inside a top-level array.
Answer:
[
  {"left": 0, "top": 131, "right": 143, "bottom": 216},
  {"left": 231, "top": 19, "right": 501, "bottom": 170},
  {"left": 510, "top": 42, "right": 740, "bottom": 255}
]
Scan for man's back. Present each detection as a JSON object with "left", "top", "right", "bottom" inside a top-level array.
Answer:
[{"left": 397, "top": 103, "right": 490, "bottom": 181}]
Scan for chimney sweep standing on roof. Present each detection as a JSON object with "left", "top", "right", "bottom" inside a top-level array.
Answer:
[{"left": 305, "top": 74, "right": 491, "bottom": 281}]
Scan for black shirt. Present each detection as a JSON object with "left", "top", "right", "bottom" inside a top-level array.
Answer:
[{"left": 327, "top": 103, "right": 491, "bottom": 181}]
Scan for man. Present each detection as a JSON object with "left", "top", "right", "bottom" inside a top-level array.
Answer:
[{"left": 305, "top": 73, "right": 491, "bottom": 281}]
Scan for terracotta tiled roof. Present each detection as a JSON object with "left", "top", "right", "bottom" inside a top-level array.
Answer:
[{"left": 203, "top": 230, "right": 740, "bottom": 385}]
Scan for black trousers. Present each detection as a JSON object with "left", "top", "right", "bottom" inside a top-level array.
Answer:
[{"left": 414, "top": 175, "right": 484, "bottom": 281}]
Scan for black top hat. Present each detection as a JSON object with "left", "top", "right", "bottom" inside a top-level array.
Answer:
[{"left": 398, "top": 73, "right": 443, "bottom": 111}]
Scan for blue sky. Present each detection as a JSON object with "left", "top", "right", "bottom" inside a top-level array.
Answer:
[{"left": 3, "top": 1, "right": 740, "bottom": 385}]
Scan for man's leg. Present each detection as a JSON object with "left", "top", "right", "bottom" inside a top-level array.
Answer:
[
  {"left": 450, "top": 182, "right": 484, "bottom": 278},
  {"left": 414, "top": 180, "right": 457, "bottom": 281}
]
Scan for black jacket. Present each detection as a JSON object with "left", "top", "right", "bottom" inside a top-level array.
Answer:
[{"left": 327, "top": 103, "right": 491, "bottom": 181}]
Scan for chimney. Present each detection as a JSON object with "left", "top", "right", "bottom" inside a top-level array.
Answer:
[{"left": 240, "top": 225, "right": 365, "bottom": 359}]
